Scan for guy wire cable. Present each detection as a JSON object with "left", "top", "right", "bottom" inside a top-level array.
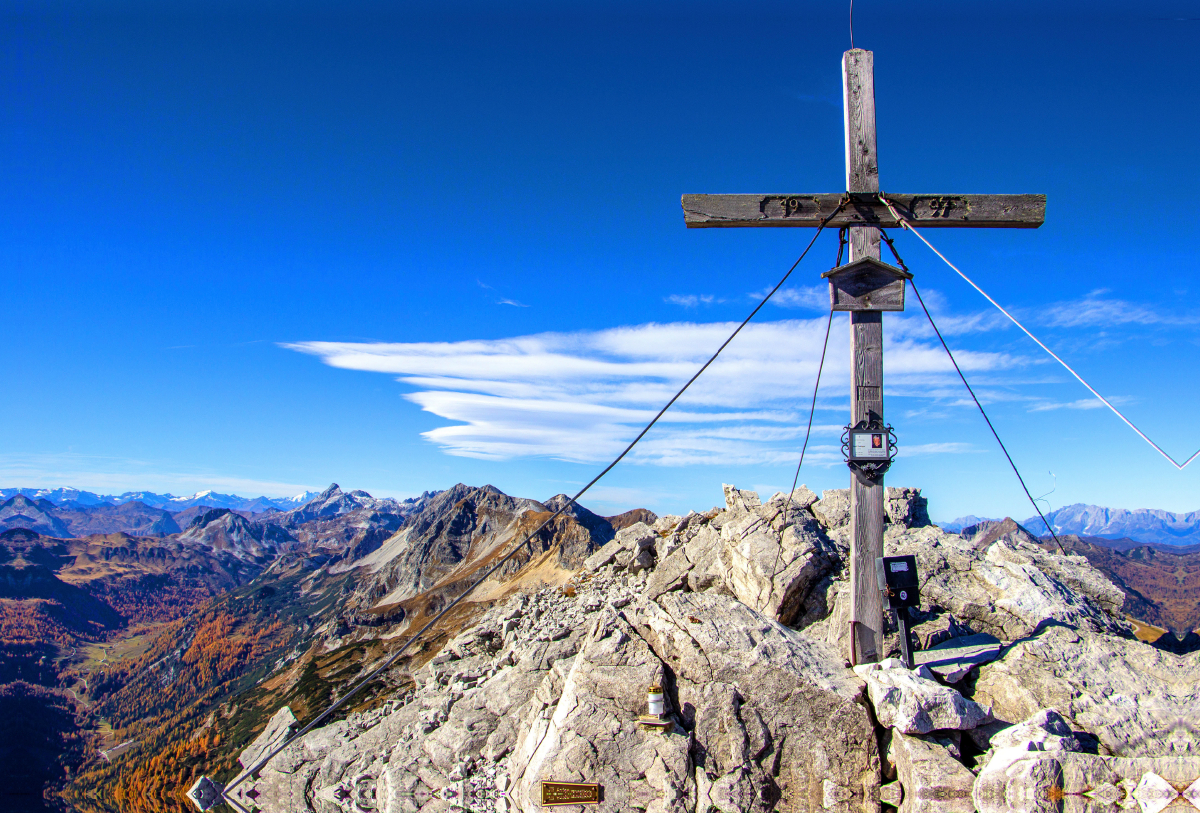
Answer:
[
  {"left": 877, "top": 226, "right": 1066, "bottom": 554},
  {"left": 877, "top": 194, "right": 1200, "bottom": 472},
  {"left": 765, "top": 227, "right": 846, "bottom": 606},
  {"left": 221, "top": 195, "right": 851, "bottom": 801}
]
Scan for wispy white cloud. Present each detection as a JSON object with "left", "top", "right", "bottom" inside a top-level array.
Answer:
[
  {"left": 1043, "top": 290, "right": 1200, "bottom": 328},
  {"left": 285, "top": 317, "right": 1028, "bottom": 465},
  {"left": 665, "top": 294, "right": 720, "bottom": 307},
  {"left": 497, "top": 298, "right": 528, "bottom": 308},
  {"left": 1028, "top": 396, "right": 1135, "bottom": 412},
  {"left": 765, "top": 285, "right": 828, "bottom": 310}
]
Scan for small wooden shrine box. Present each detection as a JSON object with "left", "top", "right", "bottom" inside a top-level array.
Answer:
[{"left": 820, "top": 256, "right": 912, "bottom": 311}]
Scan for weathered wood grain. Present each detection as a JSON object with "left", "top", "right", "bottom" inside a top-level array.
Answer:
[
  {"left": 850, "top": 310, "right": 886, "bottom": 665},
  {"left": 844, "top": 49, "right": 879, "bottom": 194},
  {"left": 846, "top": 49, "right": 886, "bottom": 666},
  {"left": 823, "top": 257, "right": 910, "bottom": 311},
  {"left": 681, "top": 193, "right": 1046, "bottom": 228}
]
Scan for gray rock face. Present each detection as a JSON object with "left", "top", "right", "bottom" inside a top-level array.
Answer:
[
  {"left": 812, "top": 489, "right": 851, "bottom": 531},
  {"left": 882, "top": 525, "right": 1131, "bottom": 642},
  {"left": 508, "top": 607, "right": 690, "bottom": 813},
  {"left": 629, "top": 591, "right": 878, "bottom": 813},
  {"left": 224, "top": 480, "right": 1186, "bottom": 813},
  {"left": 970, "top": 623, "right": 1200, "bottom": 758},
  {"left": 885, "top": 488, "right": 932, "bottom": 529},
  {"left": 854, "top": 659, "right": 991, "bottom": 735},
  {"left": 888, "top": 730, "right": 976, "bottom": 813},
  {"left": 236, "top": 705, "right": 297, "bottom": 777},
  {"left": 917, "top": 633, "right": 1002, "bottom": 684},
  {"left": 716, "top": 503, "right": 836, "bottom": 625}
]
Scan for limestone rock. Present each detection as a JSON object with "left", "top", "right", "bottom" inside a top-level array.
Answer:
[
  {"left": 717, "top": 512, "right": 836, "bottom": 625},
  {"left": 909, "top": 612, "right": 974, "bottom": 651},
  {"left": 644, "top": 545, "right": 693, "bottom": 600},
  {"left": 885, "top": 487, "right": 932, "bottom": 529},
  {"left": 723, "top": 483, "right": 762, "bottom": 513},
  {"left": 812, "top": 489, "right": 851, "bottom": 530},
  {"left": 584, "top": 538, "right": 624, "bottom": 572},
  {"left": 237, "top": 705, "right": 297, "bottom": 774},
  {"left": 916, "top": 633, "right": 1002, "bottom": 684},
  {"left": 631, "top": 591, "right": 879, "bottom": 813},
  {"left": 616, "top": 521, "right": 657, "bottom": 551},
  {"left": 855, "top": 659, "right": 991, "bottom": 735},
  {"left": 885, "top": 524, "right": 1131, "bottom": 641},
  {"left": 887, "top": 730, "right": 976, "bottom": 813},
  {"left": 508, "top": 607, "right": 691, "bottom": 813},
  {"left": 970, "top": 623, "right": 1200, "bottom": 757}
]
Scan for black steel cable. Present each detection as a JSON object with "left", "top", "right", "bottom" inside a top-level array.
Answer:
[
  {"left": 879, "top": 229, "right": 1066, "bottom": 554},
  {"left": 767, "top": 304, "right": 835, "bottom": 607},
  {"left": 221, "top": 196, "right": 850, "bottom": 800}
]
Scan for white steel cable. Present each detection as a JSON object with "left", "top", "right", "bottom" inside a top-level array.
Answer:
[{"left": 878, "top": 194, "right": 1200, "bottom": 471}]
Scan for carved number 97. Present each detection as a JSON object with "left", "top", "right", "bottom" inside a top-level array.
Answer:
[{"left": 926, "top": 197, "right": 957, "bottom": 218}]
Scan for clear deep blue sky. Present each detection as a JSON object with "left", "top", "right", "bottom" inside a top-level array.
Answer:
[{"left": 6, "top": 0, "right": 1200, "bottom": 521}]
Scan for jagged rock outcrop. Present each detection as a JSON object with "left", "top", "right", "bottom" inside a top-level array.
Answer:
[
  {"left": 227, "top": 482, "right": 1197, "bottom": 813},
  {"left": 349, "top": 484, "right": 612, "bottom": 613},
  {"left": 178, "top": 508, "right": 295, "bottom": 560},
  {"left": 970, "top": 623, "right": 1200, "bottom": 758},
  {"left": 888, "top": 729, "right": 977, "bottom": 813},
  {"left": 854, "top": 659, "right": 991, "bottom": 735}
]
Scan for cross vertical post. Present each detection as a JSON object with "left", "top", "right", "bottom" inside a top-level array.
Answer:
[
  {"left": 681, "top": 48, "right": 1045, "bottom": 670},
  {"left": 843, "top": 48, "right": 885, "bottom": 665}
]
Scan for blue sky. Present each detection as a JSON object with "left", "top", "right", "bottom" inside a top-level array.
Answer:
[{"left": 6, "top": 1, "right": 1200, "bottom": 521}]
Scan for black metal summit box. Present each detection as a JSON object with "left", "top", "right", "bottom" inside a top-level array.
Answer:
[{"left": 875, "top": 555, "right": 920, "bottom": 609}]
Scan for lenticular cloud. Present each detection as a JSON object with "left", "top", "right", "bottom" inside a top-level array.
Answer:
[{"left": 283, "top": 317, "right": 1016, "bottom": 464}]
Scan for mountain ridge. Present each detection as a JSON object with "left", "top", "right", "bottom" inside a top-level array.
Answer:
[{"left": 940, "top": 501, "right": 1200, "bottom": 546}]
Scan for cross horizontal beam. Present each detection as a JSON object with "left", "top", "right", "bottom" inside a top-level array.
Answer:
[{"left": 681, "top": 193, "right": 1044, "bottom": 229}]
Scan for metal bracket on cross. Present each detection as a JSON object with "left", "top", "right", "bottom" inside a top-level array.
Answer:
[{"left": 842, "top": 418, "right": 897, "bottom": 485}]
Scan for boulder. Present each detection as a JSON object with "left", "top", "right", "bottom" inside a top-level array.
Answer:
[
  {"left": 631, "top": 591, "right": 880, "bottom": 813},
  {"left": 854, "top": 659, "right": 991, "bottom": 735},
  {"left": 885, "top": 488, "right": 931, "bottom": 529},
  {"left": 508, "top": 607, "right": 691, "bottom": 813},
  {"left": 644, "top": 545, "right": 693, "bottom": 600},
  {"left": 717, "top": 512, "right": 836, "bottom": 625},
  {"left": 887, "top": 731, "right": 976, "bottom": 813},
  {"left": 583, "top": 538, "right": 624, "bottom": 572},
  {"left": 812, "top": 489, "right": 851, "bottom": 530},
  {"left": 970, "top": 623, "right": 1200, "bottom": 758},
  {"left": 616, "top": 521, "right": 657, "bottom": 551}
]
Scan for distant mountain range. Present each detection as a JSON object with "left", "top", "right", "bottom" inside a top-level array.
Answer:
[
  {"left": 0, "top": 486, "right": 323, "bottom": 513},
  {"left": 0, "top": 483, "right": 441, "bottom": 548},
  {"left": 939, "top": 502, "right": 1200, "bottom": 547}
]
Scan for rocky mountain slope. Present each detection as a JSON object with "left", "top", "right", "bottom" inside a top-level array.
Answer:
[
  {"left": 50, "top": 483, "right": 623, "bottom": 813},
  {"left": 958, "top": 517, "right": 1200, "bottom": 638},
  {"left": 221, "top": 483, "right": 1198, "bottom": 813}
]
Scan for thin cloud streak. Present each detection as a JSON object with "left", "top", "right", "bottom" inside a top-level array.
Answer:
[{"left": 285, "top": 317, "right": 1031, "bottom": 465}]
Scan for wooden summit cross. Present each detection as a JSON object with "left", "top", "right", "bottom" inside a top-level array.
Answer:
[{"left": 682, "top": 49, "right": 1045, "bottom": 664}]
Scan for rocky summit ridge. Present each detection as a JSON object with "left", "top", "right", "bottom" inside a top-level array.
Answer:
[{"left": 227, "top": 483, "right": 1200, "bottom": 813}]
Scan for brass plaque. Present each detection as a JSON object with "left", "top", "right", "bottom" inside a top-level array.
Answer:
[{"left": 541, "top": 781, "right": 602, "bottom": 806}]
